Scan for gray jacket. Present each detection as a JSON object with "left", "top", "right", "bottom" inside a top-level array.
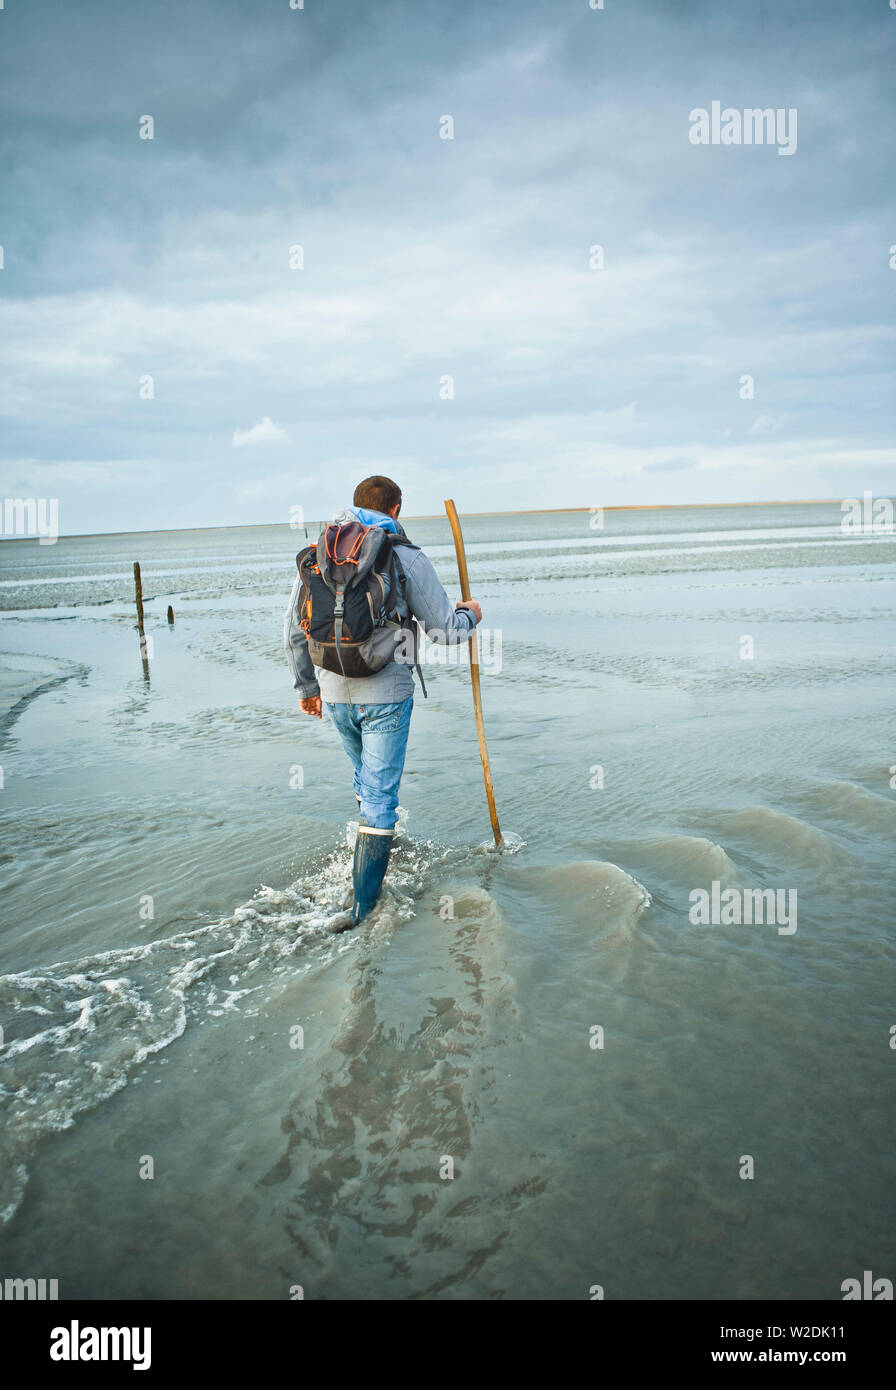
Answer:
[{"left": 283, "top": 528, "right": 477, "bottom": 704}]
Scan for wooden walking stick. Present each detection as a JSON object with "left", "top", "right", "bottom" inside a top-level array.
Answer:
[{"left": 444, "top": 499, "right": 504, "bottom": 849}]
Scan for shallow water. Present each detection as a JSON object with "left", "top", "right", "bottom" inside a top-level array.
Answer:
[{"left": 0, "top": 502, "right": 894, "bottom": 1298}]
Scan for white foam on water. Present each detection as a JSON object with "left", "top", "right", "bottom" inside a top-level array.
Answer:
[
  {"left": 0, "top": 824, "right": 483, "bottom": 1227},
  {"left": 477, "top": 829, "right": 526, "bottom": 853}
]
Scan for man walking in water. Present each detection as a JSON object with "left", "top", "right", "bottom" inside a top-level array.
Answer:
[{"left": 284, "top": 476, "right": 482, "bottom": 928}]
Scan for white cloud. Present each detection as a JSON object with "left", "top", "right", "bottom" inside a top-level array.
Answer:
[
  {"left": 748, "top": 414, "right": 787, "bottom": 436},
  {"left": 232, "top": 417, "right": 289, "bottom": 447}
]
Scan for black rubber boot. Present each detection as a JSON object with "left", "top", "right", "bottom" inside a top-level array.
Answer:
[{"left": 351, "top": 818, "right": 395, "bottom": 923}]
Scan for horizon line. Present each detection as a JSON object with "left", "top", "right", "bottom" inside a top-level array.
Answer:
[{"left": 0, "top": 497, "right": 855, "bottom": 544}]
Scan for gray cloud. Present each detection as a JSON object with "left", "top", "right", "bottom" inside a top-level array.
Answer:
[{"left": 1, "top": 0, "right": 894, "bottom": 533}]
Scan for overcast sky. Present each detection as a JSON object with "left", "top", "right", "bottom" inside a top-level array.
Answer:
[{"left": 1, "top": 0, "right": 894, "bottom": 535}]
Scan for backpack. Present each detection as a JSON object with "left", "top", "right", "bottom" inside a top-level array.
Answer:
[{"left": 294, "top": 519, "right": 427, "bottom": 694}]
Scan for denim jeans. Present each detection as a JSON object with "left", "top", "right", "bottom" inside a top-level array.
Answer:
[{"left": 325, "top": 697, "right": 413, "bottom": 830}]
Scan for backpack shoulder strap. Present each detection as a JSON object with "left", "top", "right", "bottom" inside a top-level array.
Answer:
[
  {"left": 382, "top": 535, "right": 428, "bottom": 698},
  {"left": 389, "top": 534, "right": 419, "bottom": 553}
]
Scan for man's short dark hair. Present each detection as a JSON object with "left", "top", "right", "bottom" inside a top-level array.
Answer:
[{"left": 353, "top": 475, "right": 402, "bottom": 515}]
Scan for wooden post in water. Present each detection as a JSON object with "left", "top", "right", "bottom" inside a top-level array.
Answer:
[
  {"left": 133, "top": 562, "right": 150, "bottom": 680},
  {"left": 167, "top": 605, "right": 174, "bottom": 625},
  {"left": 133, "top": 562, "right": 145, "bottom": 635},
  {"left": 444, "top": 499, "right": 504, "bottom": 849}
]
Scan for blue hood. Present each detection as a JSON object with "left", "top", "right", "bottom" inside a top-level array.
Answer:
[{"left": 334, "top": 505, "right": 405, "bottom": 536}]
